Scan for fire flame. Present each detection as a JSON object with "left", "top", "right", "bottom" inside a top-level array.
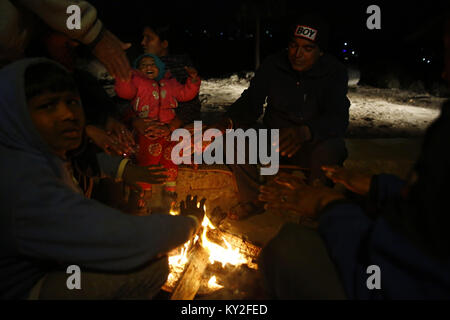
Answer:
[
  {"left": 167, "top": 203, "right": 252, "bottom": 291},
  {"left": 200, "top": 213, "right": 250, "bottom": 267}
]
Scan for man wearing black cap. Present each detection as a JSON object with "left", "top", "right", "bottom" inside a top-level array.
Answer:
[{"left": 217, "top": 14, "right": 350, "bottom": 219}]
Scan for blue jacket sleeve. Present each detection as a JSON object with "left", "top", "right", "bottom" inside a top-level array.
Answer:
[{"left": 11, "top": 162, "right": 198, "bottom": 272}]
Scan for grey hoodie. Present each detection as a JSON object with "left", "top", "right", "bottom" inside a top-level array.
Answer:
[{"left": 0, "top": 58, "right": 197, "bottom": 299}]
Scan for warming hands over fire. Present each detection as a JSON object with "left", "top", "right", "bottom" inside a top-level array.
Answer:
[
  {"left": 105, "top": 117, "right": 135, "bottom": 152},
  {"left": 321, "top": 165, "right": 373, "bottom": 195},
  {"left": 180, "top": 195, "right": 207, "bottom": 232},
  {"left": 132, "top": 118, "right": 171, "bottom": 139},
  {"left": 276, "top": 126, "right": 312, "bottom": 158},
  {"left": 258, "top": 172, "right": 345, "bottom": 218},
  {"left": 122, "top": 164, "right": 169, "bottom": 190},
  {"left": 86, "top": 125, "right": 131, "bottom": 156}
]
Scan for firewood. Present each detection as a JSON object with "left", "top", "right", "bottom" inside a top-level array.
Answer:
[
  {"left": 170, "top": 244, "right": 210, "bottom": 300},
  {"left": 206, "top": 229, "right": 261, "bottom": 267}
]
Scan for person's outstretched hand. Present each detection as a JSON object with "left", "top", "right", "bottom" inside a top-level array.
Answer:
[
  {"left": 105, "top": 117, "right": 135, "bottom": 151},
  {"left": 321, "top": 165, "right": 373, "bottom": 195},
  {"left": 92, "top": 29, "right": 132, "bottom": 81},
  {"left": 86, "top": 125, "right": 128, "bottom": 156},
  {"left": 259, "top": 172, "right": 345, "bottom": 218},
  {"left": 276, "top": 126, "right": 312, "bottom": 158},
  {"left": 122, "top": 164, "right": 168, "bottom": 189},
  {"left": 179, "top": 195, "right": 206, "bottom": 232},
  {"left": 144, "top": 120, "right": 171, "bottom": 139}
]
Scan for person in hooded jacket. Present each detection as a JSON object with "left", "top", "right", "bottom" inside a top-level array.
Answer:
[{"left": 0, "top": 58, "right": 205, "bottom": 299}]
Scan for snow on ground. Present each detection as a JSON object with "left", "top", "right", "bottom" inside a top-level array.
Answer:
[{"left": 199, "top": 74, "right": 443, "bottom": 138}]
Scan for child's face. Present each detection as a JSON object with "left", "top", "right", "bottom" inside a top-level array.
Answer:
[
  {"left": 138, "top": 57, "right": 159, "bottom": 80},
  {"left": 27, "top": 90, "right": 85, "bottom": 158}
]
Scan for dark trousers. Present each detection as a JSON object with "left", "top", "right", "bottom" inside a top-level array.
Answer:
[
  {"left": 229, "top": 135, "right": 348, "bottom": 205},
  {"left": 32, "top": 257, "right": 169, "bottom": 300},
  {"left": 259, "top": 223, "right": 346, "bottom": 299}
]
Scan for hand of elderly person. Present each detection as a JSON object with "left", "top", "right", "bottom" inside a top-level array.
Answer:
[
  {"left": 92, "top": 29, "right": 132, "bottom": 81},
  {"left": 276, "top": 126, "right": 312, "bottom": 158},
  {"left": 321, "top": 165, "right": 372, "bottom": 195},
  {"left": 86, "top": 125, "right": 128, "bottom": 156},
  {"left": 259, "top": 172, "right": 345, "bottom": 217}
]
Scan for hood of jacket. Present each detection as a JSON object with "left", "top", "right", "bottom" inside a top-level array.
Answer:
[{"left": 0, "top": 58, "right": 64, "bottom": 157}]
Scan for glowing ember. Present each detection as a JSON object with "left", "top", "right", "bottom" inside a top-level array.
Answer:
[{"left": 207, "top": 276, "right": 223, "bottom": 289}]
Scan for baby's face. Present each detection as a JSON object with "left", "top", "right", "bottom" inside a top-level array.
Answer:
[{"left": 138, "top": 57, "right": 159, "bottom": 80}]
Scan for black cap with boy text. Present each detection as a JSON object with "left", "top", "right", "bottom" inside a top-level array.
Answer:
[{"left": 291, "top": 14, "right": 329, "bottom": 51}]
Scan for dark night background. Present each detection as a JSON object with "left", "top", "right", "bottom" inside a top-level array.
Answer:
[{"left": 90, "top": 0, "right": 450, "bottom": 94}]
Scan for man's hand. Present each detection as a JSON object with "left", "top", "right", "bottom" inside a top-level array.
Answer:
[
  {"left": 322, "top": 165, "right": 373, "bottom": 195},
  {"left": 86, "top": 125, "right": 128, "bottom": 156},
  {"left": 185, "top": 66, "right": 199, "bottom": 83},
  {"left": 92, "top": 29, "right": 132, "bottom": 81},
  {"left": 276, "top": 126, "right": 312, "bottom": 158},
  {"left": 259, "top": 172, "right": 345, "bottom": 217},
  {"left": 179, "top": 195, "right": 207, "bottom": 232},
  {"left": 122, "top": 164, "right": 168, "bottom": 189},
  {"left": 105, "top": 117, "right": 135, "bottom": 151}
]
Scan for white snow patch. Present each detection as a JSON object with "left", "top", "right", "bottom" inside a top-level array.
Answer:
[{"left": 199, "top": 74, "right": 442, "bottom": 137}]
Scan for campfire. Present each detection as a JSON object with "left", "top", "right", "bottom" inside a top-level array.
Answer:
[{"left": 163, "top": 205, "right": 261, "bottom": 299}]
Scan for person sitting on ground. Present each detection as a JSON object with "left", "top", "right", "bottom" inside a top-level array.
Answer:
[
  {"left": 210, "top": 13, "right": 350, "bottom": 220},
  {"left": 115, "top": 53, "right": 201, "bottom": 214},
  {"left": 0, "top": 58, "right": 206, "bottom": 299},
  {"left": 257, "top": 16, "right": 450, "bottom": 299}
]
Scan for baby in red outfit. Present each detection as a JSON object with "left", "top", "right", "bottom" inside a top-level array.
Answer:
[{"left": 115, "top": 53, "right": 200, "bottom": 201}]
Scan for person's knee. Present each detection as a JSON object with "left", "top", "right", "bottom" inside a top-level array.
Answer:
[{"left": 260, "top": 223, "right": 316, "bottom": 273}]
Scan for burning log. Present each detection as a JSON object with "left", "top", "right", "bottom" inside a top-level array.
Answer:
[
  {"left": 170, "top": 244, "right": 210, "bottom": 300},
  {"left": 205, "top": 228, "right": 260, "bottom": 269},
  {"left": 165, "top": 206, "right": 263, "bottom": 299}
]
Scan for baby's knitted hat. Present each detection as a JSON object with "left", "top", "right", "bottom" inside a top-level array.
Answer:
[{"left": 134, "top": 53, "right": 166, "bottom": 81}]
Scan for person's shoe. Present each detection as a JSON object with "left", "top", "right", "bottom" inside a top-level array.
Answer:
[{"left": 228, "top": 200, "right": 265, "bottom": 220}]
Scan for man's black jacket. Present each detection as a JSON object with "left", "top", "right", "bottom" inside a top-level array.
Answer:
[{"left": 226, "top": 50, "right": 350, "bottom": 141}]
